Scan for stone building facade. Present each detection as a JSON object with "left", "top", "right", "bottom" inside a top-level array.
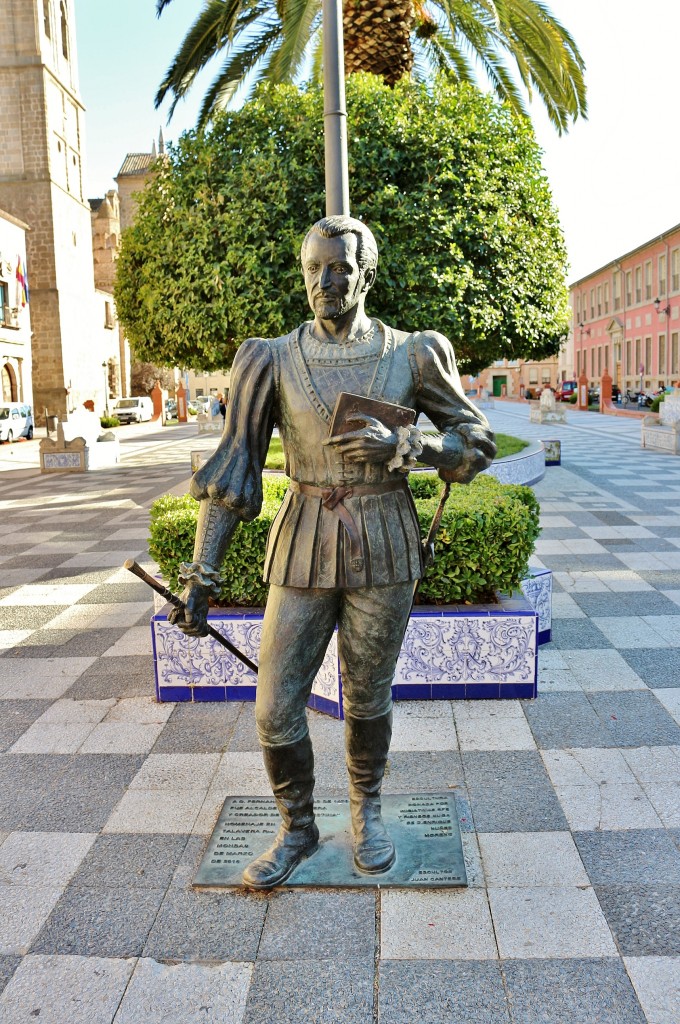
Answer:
[
  {"left": 0, "top": 209, "right": 32, "bottom": 404},
  {"left": 0, "top": 0, "right": 102, "bottom": 423},
  {"left": 90, "top": 190, "right": 129, "bottom": 404}
]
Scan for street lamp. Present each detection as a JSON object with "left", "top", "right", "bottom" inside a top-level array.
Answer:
[
  {"left": 102, "top": 361, "right": 109, "bottom": 416},
  {"left": 654, "top": 297, "right": 670, "bottom": 317},
  {"left": 577, "top": 322, "right": 591, "bottom": 378}
]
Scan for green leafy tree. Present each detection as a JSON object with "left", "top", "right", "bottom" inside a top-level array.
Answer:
[
  {"left": 115, "top": 75, "right": 569, "bottom": 374},
  {"left": 155, "top": 0, "right": 585, "bottom": 133}
]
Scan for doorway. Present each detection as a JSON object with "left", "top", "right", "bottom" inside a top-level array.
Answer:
[{"left": 492, "top": 375, "right": 507, "bottom": 397}]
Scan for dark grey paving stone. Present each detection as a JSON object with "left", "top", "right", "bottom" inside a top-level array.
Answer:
[
  {"left": 536, "top": 528, "right": 585, "bottom": 540},
  {"left": 565, "top": 512, "right": 609, "bottom": 526},
  {"left": 383, "top": 751, "right": 465, "bottom": 793},
  {"left": 0, "top": 606, "right": 69, "bottom": 629},
  {"left": 144, "top": 886, "right": 266, "bottom": 962},
  {"left": 503, "top": 958, "right": 646, "bottom": 1023},
  {"left": 462, "top": 751, "right": 555, "bottom": 789},
  {"left": 258, "top": 890, "right": 375, "bottom": 961},
  {"left": 168, "top": 835, "right": 206, "bottom": 890},
  {"left": 593, "top": 511, "right": 635, "bottom": 525},
  {"left": 619, "top": 539, "right": 680, "bottom": 552},
  {"left": 547, "top": 619, "right": 614, "bottom": 650},
  {"left": 34, "top": 569, "right": 114, "bottom": 584},
  {"left": 619, "top": 649, "right": 680, "bottom": 688},
  {"left": 572, "top": 592, "right": 680, "bottom": 617},
  {"left": 380, "top": 960, "right": 510, "bottom": 1024},
  {"left": 1, "top": 554, "right": 72, "bottom": 569},
  {"left": 10, "top": 628, "right": 127, "bottom": 658},
  {"left": 523, "top": 694, "right": 616, "bottom": 749},
  {"left": 152, "top": 702, "right": 242, "bottom": 753},
  {"left": 595, "top": 885, "right": 680, "bottom": 955},
  {"left": 588, "top": 691, "right": 680, "bottom": 747},
  {"left": 78, "top": 582, "right": 150, "bottom": 604},
  {"left": 31, "top": 884, "right": 167, "bottom": 957},
  {"left": 0, "top": 753, "right": 73, "bottom": 828},
  {"left": 650, "top": 526, "right": 680, "bottom": 538},
  {"left": 226, "top": 707, "right": 261, "bottom": 751},
  {"left": 575, "top": 830, "right": 680, "bottom": 885},
  {"left": 313, "top": 750, "right": 355, "bottom": 796},
  {"left": 244, "top": 959, "right": 374, "bottom": 1024},
  {"left": 638, "top": 570, "right": 680, "bottom": 589},
  {"left": 467, "top": 783, "right": 568, "bottom": 833},
  {"left": 65, "top": 656, "right": 155, "bottom": 700},
  {"left": 0, "top": 699, "right": 54, "bottom": 753},
  {"left": 28, "top": 754, "right": 145, "bottom": 831},
  {"left": 0, "top": 955, "right": 21, "bottom": 997},
  {"left": 72, "top": 834, "right": 190, "bottom": 889}
]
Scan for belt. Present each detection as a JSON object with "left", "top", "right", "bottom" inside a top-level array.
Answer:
[{"left": 289, "top": 479, "right": 406, "bottom": 574}]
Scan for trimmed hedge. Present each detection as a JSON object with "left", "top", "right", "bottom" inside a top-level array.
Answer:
[{"left": 148, "top": 472, "right": 540, "bottom": 607}]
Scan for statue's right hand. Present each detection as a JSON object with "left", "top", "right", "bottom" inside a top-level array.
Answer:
[{"left": 167, "top": 584, "right": 210, "bottom": 637}]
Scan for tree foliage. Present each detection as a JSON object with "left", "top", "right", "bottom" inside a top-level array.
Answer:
[
  {"left": 155, "top": 0, "right": 586, "bottom": 134},
  {"left": 115, "top": 75, "right": 569, "bottom": 374},
  {"left": 130, "top": 362, "right": 175, "bottom": 395}
]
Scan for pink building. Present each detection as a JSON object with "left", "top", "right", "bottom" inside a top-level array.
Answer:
[{"left": 571, "top": 223, "right": 680, "bottom": 395}]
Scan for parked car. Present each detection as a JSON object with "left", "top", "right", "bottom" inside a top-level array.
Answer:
[
  {"left": 555, "top": 381, "right": 577, "bottom": 402},
  {"left": 165, "top": 399, "right": 177, "bottom": 418},
  {"left": 0, "top": 402, "right": 34, "bottom": 442},
  {"left": 111, "top": 396, "right": 153, "bottom": 424}
]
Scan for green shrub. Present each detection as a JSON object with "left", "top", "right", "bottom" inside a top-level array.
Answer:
[
  {"left": 568, "top": 393, "right": 578, "bottom": 404},
  {"left": 650, "top": 393, "right": 667, "bottom": 414},
  {"left": 100, "top": 415, "right": 120, "bottom": 428},
  {"left": 149, "top": 472, "right": 540, "bottom": 607}
]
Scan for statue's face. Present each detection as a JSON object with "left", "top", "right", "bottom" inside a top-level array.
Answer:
[{"left": 303, "top": 232, "right": 371, "bottom": 320}]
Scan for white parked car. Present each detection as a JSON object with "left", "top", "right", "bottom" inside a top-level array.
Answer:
[
  {"left": 0, "top": 402, "right": 34, "bottom": 442},
  {"left": 112, "top": 396, "right": 154, "bottom": 424}
]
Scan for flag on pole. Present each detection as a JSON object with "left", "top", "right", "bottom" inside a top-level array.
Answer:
[{"left": 15, "top": 257, "right": 29, "bottom": 307}]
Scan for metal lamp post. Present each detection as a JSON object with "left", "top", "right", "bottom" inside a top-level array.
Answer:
[
  {"left": 102, "top": 361, "right": 109, "bottom": 416},
  {"left": 322, "top": 0, "right": 350, "bottom": 217}
]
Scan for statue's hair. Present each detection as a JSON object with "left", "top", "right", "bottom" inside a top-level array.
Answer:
[{"left": 301, "top": 216, "right": 379, "bottom": 272}]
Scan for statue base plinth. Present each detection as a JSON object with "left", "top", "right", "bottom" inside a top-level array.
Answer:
[{"left": 194, "top": 793, "right": 467, "bottom": 889}]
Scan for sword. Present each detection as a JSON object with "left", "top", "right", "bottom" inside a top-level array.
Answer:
[
  {"left": 124, "top": 559, "right": 259, "bottom": 676},
  {"left": 421, "top": 480, "right": 452, "bottom": 572}
]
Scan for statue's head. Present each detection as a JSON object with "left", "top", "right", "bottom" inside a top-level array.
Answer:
[{"left": 301, "top": 216, "right": 378, "bottom": 321}]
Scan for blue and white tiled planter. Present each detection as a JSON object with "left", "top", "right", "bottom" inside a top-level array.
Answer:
[
  {"left": 520, "top": 567, "right": 552, "bottom": 645},
  {"left": 152, "top": 577, "right": 549, "bottom": 716}
]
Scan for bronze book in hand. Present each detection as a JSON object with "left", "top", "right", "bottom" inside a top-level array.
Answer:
[{"left": 329, "top": 392, "right": 416, "bottom": 437}]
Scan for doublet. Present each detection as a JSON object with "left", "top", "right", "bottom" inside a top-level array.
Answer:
[{"left": 191, "top": 320, "right": 494, "bottom": 589}]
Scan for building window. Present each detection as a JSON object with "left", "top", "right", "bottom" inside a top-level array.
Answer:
[
  {"left": 582, "top": 291, "right": 588, "bottom": 320},
  {"left": 591, "top": 348, "right": 595, "bottom": 377},
  {"left": 635, "top": 267, "right": 642, "bottom": 304},
  {"left": 659, "top": 254, "right": 667, "bottom": 297},
  {"left": 528, "top": 368, "right": 538, "bottom": 384},
  {"left": 104, "top": 301, "right": 114, "bottom": 329},
  {"left": 645, "top": 261, "right": 653, "bottom": 301},
  {"left": 635, "top": 338, "right": 641, "bottom": 373},
  {"left": 626, "top": 339, "right": 632, "bottom": 376},
  {"left": 604, "top": 344, "right": 609, "bottom": 369},
  {"left": 659, "top": 334, "right": 666, "bottom": 377},
  {"left": 625, "top": 271, "right": 632, "bottom": 307},
  {"left": 613, "top": 272, "right": 621, "bottom": 311},
  {"left": 604, "top": 281, "right": 609, "bottom": 314},
  {"left": 0, "top": 281, "right": 8, "bottom": 324},
  {"left": 645, "top": 336, "right": 652, "bottom": 374},
  {"left": 576, "top": 351, "right": 580, "bottom": 376},
  {"left": 596, "top": 285, "right": 602, "bottom": 316},
  {"left": 576, "top": 296, "right": 581, "bottom": 322},
  {"left": 597, "top": 347, "right": 602, "bottom": 376},
  {"left": 590, "top": 289, "right": 595, "bottom": 319},
  {"left": 60, "top": 2, "right": 69, "bottom": 60},
  {"left": 672, "top": 249, "right": 680, "bottom": 292},
  {"left": 672, "top": 332, "right": 679, "bottom": 376},
  {"left": 43, "top": 0, "right": 51, "bottom": 36}
]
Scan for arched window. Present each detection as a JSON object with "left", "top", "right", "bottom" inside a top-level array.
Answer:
[
  {"left": 2, "top": 364, "right": 17, "bottom": 403},
  {"left": 60, "top": 2, "right": 69, "bottom": 60},
  {"left": 43, "top": 0, "right": 52, "bottom": 38}
]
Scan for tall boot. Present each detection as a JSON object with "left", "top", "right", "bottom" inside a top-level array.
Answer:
[
  {"left": 345, "top": 712, "right": 396, "bottom": 874},
  {"left": 241, "top": 735, "right": 319, "bottom": 890}
]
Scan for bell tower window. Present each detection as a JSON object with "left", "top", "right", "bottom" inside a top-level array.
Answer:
[
  {"left": 60, "top": 2, "right": 69, "bottom": 60},
  {"left": 44, "top": 0, "right": 52, "bottom": 37}
]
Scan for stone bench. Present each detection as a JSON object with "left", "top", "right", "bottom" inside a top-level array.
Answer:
[
  {"left": 641, "top": 390, "right": 680, "bottom": 455},
  {"left": 197, "top": 411, "right": 224, "bottom": 435},
  {"left": 39, "top": 417, "right": 120, "bottom": 473},
  {"left": 528, "top": 398, "right": 566, "bottom": 424}
]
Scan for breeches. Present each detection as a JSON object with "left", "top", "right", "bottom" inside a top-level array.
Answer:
[{"left": 255, "top": 582, "right": 414, "bottom": 747}]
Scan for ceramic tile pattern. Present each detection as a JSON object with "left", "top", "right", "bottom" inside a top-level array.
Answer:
[{"left": 0, "top": 410, "right": 679, "bottom": 1021}]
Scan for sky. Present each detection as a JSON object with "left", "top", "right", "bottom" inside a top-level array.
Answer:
[{"left": 74, "top": 0, "right": 680, "bottom": 284}]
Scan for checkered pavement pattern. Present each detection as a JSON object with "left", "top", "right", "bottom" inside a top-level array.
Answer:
[{"left": 0, "top": 411, "right": 679, "bottom": 1022}]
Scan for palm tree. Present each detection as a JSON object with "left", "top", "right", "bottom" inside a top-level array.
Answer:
[{"left": 155, "top": 0, "right": 586, "bottom": 133}]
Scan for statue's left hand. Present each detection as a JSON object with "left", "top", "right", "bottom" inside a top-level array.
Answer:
[{"left": 323, "top": 415, "right": 398, "bottom": 464}]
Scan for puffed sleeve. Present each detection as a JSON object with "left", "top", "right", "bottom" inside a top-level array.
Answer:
[
  {"left": 190, "top": 336, "right": 275, "bottom": 520},
  {"left": 411, "top": 331, "right": 497, "bottom": 483}
]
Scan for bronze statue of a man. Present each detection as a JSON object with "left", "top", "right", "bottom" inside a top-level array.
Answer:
[{"left": 171, "top": 216, "right": 496, "bottom": 888}]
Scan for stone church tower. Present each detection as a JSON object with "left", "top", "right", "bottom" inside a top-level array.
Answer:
[{"left": 0, "top": 0, "right": 97, "bottom": 421}]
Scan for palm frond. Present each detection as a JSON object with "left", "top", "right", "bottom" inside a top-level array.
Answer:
[
  {"left": 308, "top": 25, "right": 324, "bottom": 86},
  {"left": 269, "top": 0, "right": 321, "bottom": 83},
  {"left": 196, "top": 23, "right": 282, "bottom": 127}
]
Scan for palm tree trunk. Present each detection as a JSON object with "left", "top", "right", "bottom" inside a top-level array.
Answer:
[{"left": 343, "top": 0, "right": 416, "bottom": 85}]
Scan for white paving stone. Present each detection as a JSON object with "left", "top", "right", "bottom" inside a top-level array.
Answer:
[
  {"left": 541, "top": 748, "right": 636, "bottom": 787},
  {"left": 591, "top": 616, "right": 672, "bottom": 648},
  {"left": 0, "top": 630, "right": 34, "bottom": 647},
  {"left": 478, "top": 832, "right": 589, "bottom": 886},
  {"left": 0, "top": 584, "right": 97, "bottom": 606},
  {"left": 0, "top": 832, "right": 95, "bottom": 888},
  {"left": 550, "top": 593, "right": 586, "bottom": 619},
  {"left": 642, "top": 616, "right": 680, "bottom": 646},
  {"left": 639, "top": 784, "right": 680, "bottom": 828},
  {"left": 39, "top": 698, "right": 117, "bottom": 724},
  {"left": 652, "top": 690, "right": 680, "bottom": 725},
  {"left": 488, "top": 885, "right": 617, "bottom": 959},
  {"left": 0, "top": 954, "right": 135, "bottom": 1024},
  {"left": 60, "top": 551, "right": 140, "bottom": 568},
  {"left": 0, "top": 658, "right": 95, "bottom": 699},
  {"left": 0, "top": 884, "right": 63, "bottom": 954},
  {"left": 101, "top": 626, "right": 152, "bottom": 656},
  {"left": 390, "top": 715, "right": 458, "bottom": 751},
  {"left": 625, "top": 956, "right": 680, "bottom": 1024},
  {"left": 129, "top": 754, "right": 220, "bottom": 791},
  {"left": 10, "top": 723, "right": 98, "bottom": 754},
  {"left": 44, "top": 603, "right": 150, "bottom": 631},
  {"left": 622, "top": 746, "right": 680, "bottom": 784},
  {"left": 562, "top": 649, "right": 646, "bottom": 691},
  {"left": 103, "top": 696, "right": 174, "bottom": 725},
  {"left": 454, "top": 713, "right": 536, "bottom": 751},
  {"left": 79, "top": 722, "right": 165, "bottom": 754},
  {"left": 211, "top": 752, "right": 274, "bottom": 794},
  {"left": 381, "top": 889, "right": 497, "bottom": 960},
  {"left": 103, "top": 790, "right": 203, "bottom": 833},
  {"left": 113, "top": 958, "right": 252, "bottom": 1024},
  {"left": 554, "top": 783, "right": 663, "bottom": 831}
]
